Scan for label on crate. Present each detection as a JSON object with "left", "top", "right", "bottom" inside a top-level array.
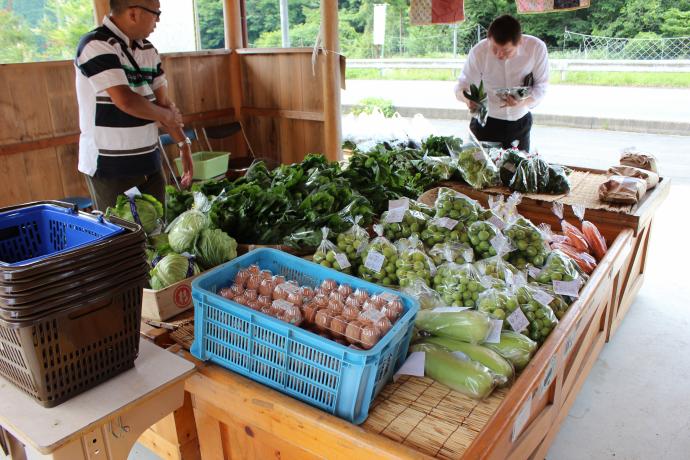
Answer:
[
  {"left": 388, "top": 198, "right": 409, "bottom": 212},
  {"left": 553, "top": 279, "right": 581, "bottom": 298},
  {"left": 124, "top": 186, "right": 142, "bottom": 199},
  {"left": 489, "top": 215, "right": 506, "bottom": 230},
  {"left": 528, "top": 266, "right": 542, "bottom": 279},
  {"left": 538, "top": 356, "right": 558, "bottom": 399},
  {"left": 486, "top": 319, "right": 503, "bottom": 344},
  {"left": 436, "top": 217, "right": 459, "bottom": 230},
  {"left": 431, "top": 306, "right": 470, "bottom": 313},
  {"left": 394, "top": 352, "right": 425, "bottom": 382},
  {"left": 533, "top": 290, "right": 555, "bottom": 307},
  {"left": 364, "top": 250, "right": 385, "bottom": 273},
  {"left": 507, "top": 308, "right": 530, "bottom": 333},
  {"left": 334, "top": 253, "right": 351, "bottom": 269},
  {"left": 384, "top": 207, "right": 406, "bottom": 223},
  {"left": 512, "top": 394, "right": 533, "bottom": 442}
]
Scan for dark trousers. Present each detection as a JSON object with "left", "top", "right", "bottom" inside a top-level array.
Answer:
[
  {"left": 470, "top": 112, "right": 533, "bottom": 152},
  {"left": 85, "top": 170, "right": 166, "bottom": 211}
]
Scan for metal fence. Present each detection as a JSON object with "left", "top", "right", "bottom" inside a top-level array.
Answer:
[{"left": 561, "top": 30, "right": 690, "bottom": 60}]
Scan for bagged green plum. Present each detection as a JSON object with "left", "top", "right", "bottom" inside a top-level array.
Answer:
[
  {"left": 483, "top": 330, "right": 537, "bottom": 371},
  {"left": 408, "top": 200, "right": 435, "bottom": 218},
  {"left": 410, "top": 343, "right": 497, "bottom": 399},
  {"left": 477, "top": 287, "right": 521, "bottom": 321},
  {"left": 415, "top": 308, "right": 493, "bottom": 344},
  {"left": 401, "top": 278, "right": 443, "bottom": 310},
  {"left": 395, "top": 235, "right": 436, "bottom": 287},
  {"left": 381, "top": 207, "right": 428, "bottom": 240},
  {"left": 420, "top": 217, "right": 471, "bottom": 246},
  {"left": 516, "top": 283, "right": 570, "bottom": 321},
  {"left": 468, "top": 220, "right": 511, "bottom": 260},
  {"left": 433, "top": 187, "right": 481, "bottom": 223},
  {"left": 515, "top": 289, "right": 558, "bottom": 344},
  {"left": 474, "top": 255, "right": 520, "bottom": 284},
  {"left": 534, "top": 250, "right": 581, "bottom": 284},
  {"left": 503, "top": 195, "right": 550, "bottom": 268},
  {"left": 433, "top": 262, "right": 487, "bottom": 308},
  {"left": 358, "top": 225, "right": 399, "bottom": 286},
  {"left": 313, "top": 227, "right": 353, "bottom": 274},
  {"left": 335, "top": 215, "right": 370, "bottom": 264},
  {"left": 428, "top": 241, "right": 474, "bottom": 266},
  {"left": 453, "top": 139, "right": 500, "bottom": 190}
]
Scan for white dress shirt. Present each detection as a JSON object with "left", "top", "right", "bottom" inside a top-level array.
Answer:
[{"left": 454, "top": 35, "right": 549, "bottom": 121}]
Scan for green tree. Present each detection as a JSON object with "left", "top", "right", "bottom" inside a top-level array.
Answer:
[
  {"left": 37, "top": 0, "right": 93, "bottom": 60},
  {"left": 661, "top": 8, "right": 690, "bottom": 36},
  {"left": 197, "top": 0, "right": 225, "bottom": 49},
  {"left": 0, "top": 9, "right": 38, "bottom": 63}
]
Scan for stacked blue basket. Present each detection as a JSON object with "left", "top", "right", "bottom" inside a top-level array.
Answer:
[
  {"left": 191, "top": 248, "right": 420, "bottom": 424},
  {"left": 0, "top": 201, "right": 150, "bottom": 407}
]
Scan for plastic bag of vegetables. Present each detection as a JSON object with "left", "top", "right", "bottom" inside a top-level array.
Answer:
[
  {"left": 410, "top": 342, "right": 497, "bottom": 399},
  {"left": 477, "top": 287, "right": 521, "bottom": 321},
  {"left": 381, "top": 207, "right": 428, "bottom": 240},
  {"left": 510, "top": 156, "right": 550, "bottom": 193},
  {"left": 166, "top": 209, "right": 209, "bottom": 253},
  {"left": 468, "top": 220, "right": 510, "bottom": 260},
  {"left": 453, "top": 139, "right": 500, "bottom": 190},
  {"left": 474, "top": 255, "right": 520, "bottom": 285},
  {"left": 419, "top": 155, "right": 457, "bottom": 181},
  {"left": 415, "top": 308, "right": 493, "bottom": 344},
  {"left": 433, "top": 187, "right": 481, "bottom": 223},
  {"left": 531, "top": 250, "right": 582, "bottom": 286},
  {"left": 195, "top": 228, "right": 237, "bottom": 270},
  {"left": 396, "top": 235, "right": 436, "bottom": 287},
  {"left": 462, "top": 81, "right": 489, "bottom": 127},
  {"left": 150, "top": 253, "right": 200, "bottom": 290},
  {"left": 335, "top": 215, "right": 369, "bottom": 265},
  {"left": 516, "top": 282, "right": 570, "bottom": 320},
  {"left": 428, "top": 241, "right": 474, "bottom": 266},
  {"left": 503, "top": 196, "right": 550, "bottom": 268},
  {"left": 401, "top": 278, "right": 443, "bottom": 310},
  {"left": 511, "top": 279, "right": 558, "bottom": 344},
  {"left": 433, "top": 262, "right": 486, "bottom": 308},
  {"left": 483, "top": 330, "right": 537, "bottom": 371},
  {"left": 493, "top": 148, "right": 528, "bottom": 187},
  {"left": 313, "top": 227, "right": 352, "bottom": 274},
  {"left": 358, "top": 225, "right": 399, "bottom": 286},
  {"left": 420, "top": 217, "right": 470, "bottom": 246},
  {"left": 106, "top": 193, "right": 163, "bottom": 234}
]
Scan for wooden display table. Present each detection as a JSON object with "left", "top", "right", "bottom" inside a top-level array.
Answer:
[{"left": 0, "top": 340, "right": 194, "bottom": 460}]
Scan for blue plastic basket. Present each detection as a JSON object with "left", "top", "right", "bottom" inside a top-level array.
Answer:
[
  {"left": 0, "top": 204, "right": 125, "bottom": 267},
  {"left": 191, "top": 249, "right": 419, "bottom": 424}
]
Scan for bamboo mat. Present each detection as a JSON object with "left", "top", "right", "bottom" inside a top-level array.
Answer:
[
  {"left": 362, "top": 376, "right": 508, "bottom": 459},
  {"left": 170, "top": 323, "right": 195, "bottom": 350}
]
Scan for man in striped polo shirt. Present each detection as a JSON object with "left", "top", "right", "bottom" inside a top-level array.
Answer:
[{"left": 75, "top": 0, "right": 193, "bottom": 210}]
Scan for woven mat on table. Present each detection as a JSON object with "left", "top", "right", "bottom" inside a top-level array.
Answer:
[
  {"left": 362, "top": 376, "right": 508, "bottom": 459},
  {"left": 170, "top": 323, "right": 195, "bottom": 351}
]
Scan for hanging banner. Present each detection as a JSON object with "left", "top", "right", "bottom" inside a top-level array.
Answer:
[
  {"left": 410, "top": 0, "right": 465, "bottom": 26},
  {"left": 517, "top": 0, "right": 591, "bottom": 14},
  {"left": 373, "top": 4, "right": 387, "bottom": 45}
]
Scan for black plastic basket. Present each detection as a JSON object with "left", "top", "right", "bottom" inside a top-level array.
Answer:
[{"left": 0, "top": 278, "right": 146, "bottom": 407}]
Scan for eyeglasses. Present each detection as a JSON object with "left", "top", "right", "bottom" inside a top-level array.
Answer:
[{"left": 130, "top": 5, "right": 162, "bottom": 18}]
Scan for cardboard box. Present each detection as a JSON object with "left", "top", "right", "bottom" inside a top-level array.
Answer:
[{"left": 141, "top": 274, "right": 201, "bottom": 321}]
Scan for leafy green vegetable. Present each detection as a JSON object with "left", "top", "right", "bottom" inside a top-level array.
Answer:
[
  {"left": 195, "top": 228, "right": 237, "bottom": 269},
  {"left": 167, "top": 210, "right": 209, "bottom": 253},
  {"left": 150, "top": 253, "right": 200, "bottom": 290},
  {"left": 106, "top": 193, "right": 163, "bottom": 234}
]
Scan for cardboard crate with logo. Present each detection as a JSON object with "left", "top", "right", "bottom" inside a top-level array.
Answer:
[{"left": 142, "top": 275, "right": 201, "bottom": 322}]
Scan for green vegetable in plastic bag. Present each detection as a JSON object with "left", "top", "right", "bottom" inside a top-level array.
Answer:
[
  {"left": 484, "top": 331, "right": 537, "bottom": 371},
  {"left": 456, "top": 143, "right": 500, "bottom": 190},
  {"left": 545, "top": 164, "right": 571, "bottom": 194},
  {"left": 107, "top": 193, "right": 163, "bottom": 234},
  {"left": 167, "top": 210, "right": 209, "bottom": 253},
  {"left": 150, "top": 253, "right": 200, "bottom": 290},
  {"left": 195, "top": 228, "right": 237, "bottom": 270},
  {"left": 510, "top": 157, "right": 550, "bottom": 193}
]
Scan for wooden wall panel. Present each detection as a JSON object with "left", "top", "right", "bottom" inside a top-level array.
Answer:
[
  {"left": 23, "top": 147, "right": 65, "bottom": 201},
  {"left": 3, "top": 64, "right": 54, "bottom": 142},
  {"left": 55, "top": 144, "right": 89, "bottom": 198},
  {"left": 0, "top": 154, "right": 31, "bottom": 207},
  {"left": 44, "top": 64, "right": 79, "bottom": 135}
]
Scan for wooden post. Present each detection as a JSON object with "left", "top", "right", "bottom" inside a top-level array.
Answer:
[
  {"left": 93, "top": 0, "right": 109, "bottom": 25},
  {"left": 321, "top": 0, "right": 343, "bottom": 161},
  {"left": 223, "top": 0, "right": 244, "bottom": 122}
]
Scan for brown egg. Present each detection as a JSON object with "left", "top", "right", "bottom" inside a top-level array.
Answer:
[
  {"left": 234, "top": 271, "right": 249, "bottom": 287},
  {"left": 258, "top": 295, "right": 272, "bottom": 308},
  {"left": 248, "top": 264, "right": 261, "bottom": 275},
  {"left": 260, "top": 270, "right": 273, "bottom": 280},
  {"left": 353, "top": 289, "right": 370, "bottom": 303},
  {"left": 314, "top": 309, "right": 331, "bottom": 332},
  {"left": 329, "top": 291, "right": 345, "bottom": 304},
  {"left": 345, "top": 321, "right": 363, "bottom": 344},
  {"left": 300, "top": 286, "right": 315, "bottom": 299},
  {"left": 370, "top": 295, "right": 387, "bottom": 308},
  {"left": 247, "top": 300, "right": 260, "bottom": 310},
  {"left": 385, "top": 300, "right": 404, "bottom": 321},
  {"left": 330, "top": 316, "right": 348, "bottom": 339},
  {"left": 244, "top": 289, "right": 258, "bottom": 301},
  {"left": 272, "top": 285, "right": 288, "bottom": 301},
  {"left": 375, "top": 317, "right": 392, "bottom": 335},
  {"left": 273, "top": 275, "right": 286, "bottom": 285},
  {"left": 282, "top": 305, "right": 303, "bottom": 325},
  {"left": 219, "top": 287, "right": 234, "bottom": 299},
  {"left": 337, "top": 284, "right": 353, "bottom": 297},
  {"left": 287, "top": 292, "right": 303, "bottom": 306},
  {"left": 258, "top": 279, "right": 275, "bottom": 297},
  {"left": 302, "top": 303, "right": 318, "bottom": 323},
  {"left": 231, "top": 284, "right": 245, "bottom": 296},
  {"left": 362, "top": 300, "right": 378, "bottom": 311},
  {"left": 246, "top": 274, "right": 261, "bottom": 290},
  {"left": 343, "top": 305, "right": 360, "bottom": 321},
  {"left": 345, "top": 296, "right": 361, "bottom": 309},
  {"left": 260, "top": 306, "right": 275, "bottom": 316},
  {"left": 320, "top": 279, "right": 337, "bottom": 293},
  {"left": 327, "top": 300, "right": 344, "bottom": 315},
  {"left": 313, "top": 294, "right": 329, "bottom": 307},
  {"left": 234, "top": 294, "right": 248, "bottom": 305},
  {"left": 360, "top": 325, "right": 381, "bottom": 349}
]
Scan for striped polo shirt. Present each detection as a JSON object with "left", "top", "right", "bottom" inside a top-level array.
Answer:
[{"left": 75, "top": 16, "right": 166, "bottom": 178}]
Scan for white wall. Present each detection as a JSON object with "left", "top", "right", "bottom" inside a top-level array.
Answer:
[{"left": 148, "top": 0, "right": 197, "bottom": 53}]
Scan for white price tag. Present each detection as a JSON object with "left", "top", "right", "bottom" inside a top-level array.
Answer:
[
  {"left": 334, "top": 253, "right": 351, "bottom": 269},
  {"left": 436, "top": 217, "right": 459, "bottom": 230},
  {"left": 503, "top": 269, "right": 514, "bottom": 287},
  {"left": 533, "top": 290, "right": 554, "bottom": 307},
  {"left": 507, "top": 308, "right": 530, "bottom": 333},
  {"left": 512, "top": 394, "right": 533, "bottom": 442},
  {"left": 388, "top": 198, "right": 409, "bottom": 211},
  {"left": 394, "top": 352, "right": 426, "bottom": 382},
  {"left": 473, "top": 150, "right": 485, "bottom": 161},
  {"left": 491, "top": 234, "right": 510, "bottom": 254},
  {"left": 486, "top": 319, "right": 503, "bottom": 344},
  {"left": 431, "top": 306, "right": 470, "bottom": 313},
  {"left": 385, "top": 207, "right": 406, "bottom": 223},
  {"left": 528, "top": 266, "right": 542, "bottom": 279},
  {"left": 463, "top": 249, "right": 474, "bottom": 263},
  {"left": 489, "top": 215, "right": 506, "bottom": 230},
  {"left": 124, "top": 186, "right": 142, "bottom": 199},
  {"left": 364, "top": 250, "right": 385, "bottom": 273},
  {"left": 553, "top": 279, "right": 581, "bottom": 298}
]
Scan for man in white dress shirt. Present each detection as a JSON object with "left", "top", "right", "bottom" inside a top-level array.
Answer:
[{"left": 454, "top": 15, "right": 549, "bottom": 152}]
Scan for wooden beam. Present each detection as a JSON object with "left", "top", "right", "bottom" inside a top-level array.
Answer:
[
  {"left": 241, "top": 107, "right": 324, "bottom": 122},
  {"left": 93, "top": 0, "right": 108, "bottom": 25},
  {"left": 321, "top": 0, "right": 342, "bottom": 162},
  {"left": 223, "top": 1, "right": 244, "bottom": 123}
]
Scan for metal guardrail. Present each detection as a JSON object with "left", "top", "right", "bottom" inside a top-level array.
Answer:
[{"left": 347, "top": 58, "right": 690, "bottom": 74}]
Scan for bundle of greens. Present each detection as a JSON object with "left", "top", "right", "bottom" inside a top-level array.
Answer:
[{"left": 463, "top": 81, "right": 488, "bottom": 126}]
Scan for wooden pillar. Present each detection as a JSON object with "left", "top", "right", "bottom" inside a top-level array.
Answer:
[
  {"left": 223, "top": 0, "right": 244, "bottom": 121},
  {"left": 93, "top": 0, "right": 109, "bottom": 25},
  {"left": 321, "top": 0, "right": 342, "bottom": 161}
]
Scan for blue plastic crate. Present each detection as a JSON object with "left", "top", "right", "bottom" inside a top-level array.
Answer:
[
  {"left": 191, "top": 249, "right": 419, "bottom": 424},
  {"left": 0, "top": 204, "right": 125, "bottom": 267}
]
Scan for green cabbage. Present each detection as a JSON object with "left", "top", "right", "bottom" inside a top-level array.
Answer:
[
  {"left": 149, "top": 253, "right": 200, "bottom": 290},
  {"left": 195, "top": 228, "right": 237, "bottom": 269},
  {"left": 107, "top": 194, "right": 163, "bottom": 234},
  {"left": 167, "top": 210, "right": 209, "bottom": 253}
]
